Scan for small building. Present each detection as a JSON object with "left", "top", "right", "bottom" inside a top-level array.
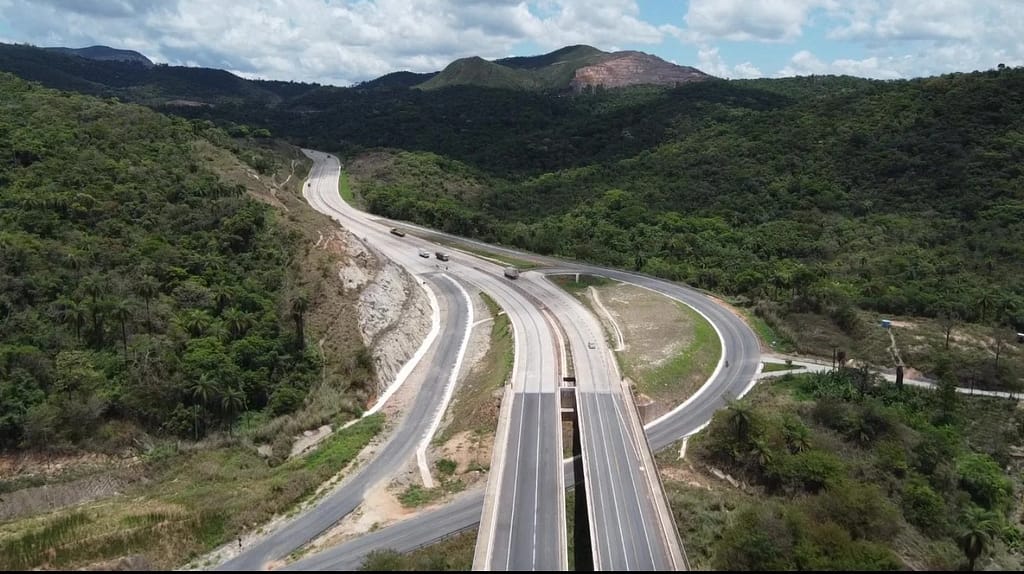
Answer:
[{"left": 881, "top": 319, "right": 892, "bottom": 329}]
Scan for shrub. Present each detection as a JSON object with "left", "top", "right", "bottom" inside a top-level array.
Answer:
[
  {"left": 956, "top": 453, "right": 1013, "bottom": 511},
  {"left": 768, "top": 449, "right": 845, "bottom": 493},
  {"left": 900, "top": 479, "right": 949, "bottom": 536},
  {"left": 807, "top": 482, "right": 900, "bottom": 542},
  {"left": 435, "top": 458, "right": 457, "bottom": 476}
]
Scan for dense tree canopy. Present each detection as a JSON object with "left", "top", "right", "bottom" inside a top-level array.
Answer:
[{"left": 0, "top": 74, "right": 319, "bottom": 449}]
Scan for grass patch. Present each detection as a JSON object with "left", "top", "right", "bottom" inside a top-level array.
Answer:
[
  {"left": 398, "top": 478, "right": 466, "bottom": 508},
  {"left": 549, "top": 273, "right": 613, "bottom": 296},
  {"left": 0, "top": 415, "right": 384, "bottom": 570},
  {"left": 437, "top": 293, "right": 514, "bottom": 442},
  {"left": 298, "top": 415, "right": 384, "bottom": 473},
  {"left": 339, "top": 170, "right": 355, "bottom": 204},
  {"left": 623, "top": 302, "right": 721, "bottom": 400},
  {"left": 359, "top": 528, "right": 477, "bottom": 570},
  {"left": 762, "top": 361, "right": 805, "bottom": 373},
  {"left": 741, "top": 308, "right": 796, "bottom": 354}
]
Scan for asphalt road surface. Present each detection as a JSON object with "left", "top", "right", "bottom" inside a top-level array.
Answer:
[
  {"left": 298, "top": 151, "right": 567, "bottom": 571},
  {"left": 218, "top": 270, "right": 469, "bottom": 571},
  {"left": 263, "top": 151, "right": 760, "bottom": 571}
]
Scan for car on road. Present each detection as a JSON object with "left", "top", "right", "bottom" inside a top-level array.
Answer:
[
  {"left": 588, "top": 341, "right": 596, "bottom": 349},
  {"left": 503, "top": 266, "right": 519, "bottom": 279},
  {"left": 435, "top": 251, "right": 450, "bottom": 261},
  {"left": 390, "top": 228, "right": 406, "bottom": 237},
  {"left": 418, "top": 249, "right": 430, "bottom": 258}
]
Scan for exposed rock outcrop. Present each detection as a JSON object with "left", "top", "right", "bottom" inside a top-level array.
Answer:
[
  {"left": 357, "top": 256, "right": 431, "bottom": 396},
  {"left": 570, "top": 51, "right": 712, "bottom": 92}
]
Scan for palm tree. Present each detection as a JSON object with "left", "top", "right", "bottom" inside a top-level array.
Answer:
[
  {"left": 59, "top": 298, "right": 88, "bottom": 342},
  {"left": 748, "top": 437, "right": 774, "bottom": 469},
  {"left": 726, "top": 399, "right": 754, "bottom": 445},
  {"left": 64, "top": 251, "right": 83, "bottom": 283},
  {"left": 290, "top": 294, "right": 310, "bottom": 350},
  {"left": 976, "top": 289, "right": 994, "bottom": 324},
  {"left": 111, "top": 300, "right": 133, "bottom": 360},
  {"left": 220, "top": 386, "right": 247, "bottom": 434},
  {"left": 175, "top": 309, "right": 211, "bottom": 338},
  {"left": 959, "top": 507, "right": 999, "bottom": 571},
  {"left": 783, "top": 420, "right": 812, "bottom": 454},
  {"left": 82, "top": 275, "right": 105, "bottom": 346},
  {"left": 213, "top": 286, "right": 232, "bottom": 315},
  {"left": 223, "top": 308, "right": 252, "bottom": 339},
  {"left": 189, "top": 373, "right": 220, "bottom": 440},
  {"left": 135, "top": 276, "right": 159, "bottom": 329}
]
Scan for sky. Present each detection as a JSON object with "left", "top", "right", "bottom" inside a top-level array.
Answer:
[{"left": 0, "top": 0, "right": 1021, "bottom": 86}]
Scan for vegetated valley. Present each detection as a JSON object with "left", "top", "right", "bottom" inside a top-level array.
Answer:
[{"left": 1, "top": 42, "right": 1023, "bottom": 571}]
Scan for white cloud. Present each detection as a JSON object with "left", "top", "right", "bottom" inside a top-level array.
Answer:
[
  {"left": 823, "top": 1, "right": 1024, "bottom": 77},
  {"left": 697, "top": 45, "right": 763, "bottom": 79},
  {"left": 732, "top": 61, "right": 763, "bottom": 78},
  {"left": 684, "top": 0, "right": 835, "bottom": 42},
  {"left": 0, "top": 0, "right": 675, "bottom": 85},
  {"left": 778, "top": 49, "right": 907, "bottom": 79}
]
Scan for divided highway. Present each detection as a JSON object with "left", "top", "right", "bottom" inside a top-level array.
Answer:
[
  {"left": 275, "top": 151, "right": 761, "bottom": 571},
  {"left": 300, "top": 151, "right": 567, "bottom": 571}
]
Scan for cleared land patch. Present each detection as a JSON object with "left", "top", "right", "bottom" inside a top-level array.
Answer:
[{"left": 553, "top": 275, "right": 721, "bottom": 421}]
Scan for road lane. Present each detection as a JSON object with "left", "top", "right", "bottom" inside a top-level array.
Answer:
[
  {"left": 219, "top": 270, "right": 469, "bottom": 570},
  {"left": 299, "top": 151, "right": 567, "bottom": 571},
  {"left": 280, "top": 151, "right": 761, "bottom": 572}
]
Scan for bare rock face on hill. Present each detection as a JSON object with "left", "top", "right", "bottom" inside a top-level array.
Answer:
[{"left": 570, "top": 51, "right": 712, "bottom": 92}]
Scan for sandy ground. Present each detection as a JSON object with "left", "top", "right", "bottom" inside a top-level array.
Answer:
[{"left": 589, "top": 283, "right": 690, "bottom": 371}]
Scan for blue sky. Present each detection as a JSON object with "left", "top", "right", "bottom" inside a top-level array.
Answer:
[{"left": 0, "top": 0, "right": 1021, "bottom": 85}]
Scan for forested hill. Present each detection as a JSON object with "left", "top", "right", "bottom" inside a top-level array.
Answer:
[
  {"left": 0, "top": 73, "right": 321, "bottom": 450},
  {"left": 344, "top": 69, "right": 1024, "bottom": 333}
]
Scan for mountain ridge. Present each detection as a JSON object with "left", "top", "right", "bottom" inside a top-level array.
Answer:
[
  {"left": 45, "top": 44, "right": 154, "bottom": 67},
  {"left": 416, "top": 44, "right": 712, "bottom": 91}
]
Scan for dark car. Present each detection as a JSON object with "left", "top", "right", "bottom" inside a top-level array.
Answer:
[{"left": 390, "top": 228, "right": 406, "bottom": 237}]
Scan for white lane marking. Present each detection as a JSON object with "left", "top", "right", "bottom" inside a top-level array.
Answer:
[
  {"left": 416, "top": 274, "right": 474, "bottom": 488},
  {"left": 611, "top": 397, "right": 658, "bottom": 567},
  {"left": 504, "top": 397, "right": 527, "bottom": 570},
  {"left": 365, "top": 278, "right": 441, "bottom": 419},
  {"left": 532, "top": 392, "right": 542, "bottom": 568},
  {"left": 587, "top": 391, "right": 630, "bottom": 570}
]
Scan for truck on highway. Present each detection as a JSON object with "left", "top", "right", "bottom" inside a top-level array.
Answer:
[
  {"left": 503, "top": 266, "right": 519, "bottom": 279},
  {"left": 435, "top": 251, "right": 450, "bottom": 261},
  {"left": 418, "top": 249, "right": 430, "bottom": 258},
  {"left": 390, "top": 228, "right": 406, "bottom": 237}
]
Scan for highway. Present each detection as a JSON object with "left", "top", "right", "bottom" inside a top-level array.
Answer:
[
  {"left": 219, "top": 265, "right": 470, "bottom": 570},
  {"left": 298, "top": 151, "right": 567, "bottom": 571},
  {"left": 238, "top": 150, "right": 762, "bottom": 571},
  {"left": 277, "top": 152, "right": 761, "bottom": 571},
  {"left": 523, "top": 276, "right": 685, "bottom": 569}
]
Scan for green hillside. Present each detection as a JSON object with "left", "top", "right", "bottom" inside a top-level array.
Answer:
[
  {"left": 0, "top": 73, "right": 366, "bottom": 450},
  {"left": 0, "top": 43, "right": 288, "bottom": 105},
  {"left": 416, "top": 56, "right": 540, "bottom": 91}
]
